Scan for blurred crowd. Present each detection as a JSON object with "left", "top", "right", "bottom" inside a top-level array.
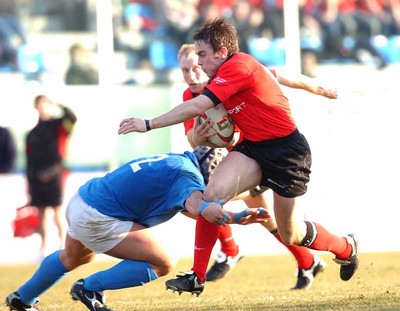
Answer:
[
  {"left": 114, "top": 0, "right": 400, "bottom": 77},
  {"left": 1, "top": 0, "right": 400, "bottom": 82}
]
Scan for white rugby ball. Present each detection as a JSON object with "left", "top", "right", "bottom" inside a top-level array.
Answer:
[{"left": 199, "top": 104, "right": 234, "bottom": 147}]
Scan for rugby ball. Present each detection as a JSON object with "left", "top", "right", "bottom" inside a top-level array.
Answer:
[{"left": 199, "top": 104, "right": 234, "bottom": 147}]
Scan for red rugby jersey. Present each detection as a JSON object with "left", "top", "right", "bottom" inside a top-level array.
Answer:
[
  {"left": 204, "top": 52, "right": 296, "bottom": 141},
  {"left": 183, "top": 88, "right": 196, "bottom": 135}
]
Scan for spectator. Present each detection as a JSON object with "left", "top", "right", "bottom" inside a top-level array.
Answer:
[
  {"left": 314, "top": 0, "right": 387, "bottom": 68},
  {"left": 0, "top": 125, "right": 16, "bottom": 173},
  {"left": 381, "top": 0, "right": 400, "bottom": 36},
  {"left": 65, "top": 43, "right": 99, "bottom": 85},
  {"left": 156, "top": 0, "right": 200, "bottom": 48},
  {"left": 25, "top": 94, "right": 77, "bottom": 259},
  {"left": 0, "top": 13, "right": 27, "bottom": 71},
  {"left": 228, "top": 0, "right": 265, "bottom": 54},
  {"left": 114, "top": 0, "right": 161, "bottom": 70},
  {"left": 352, "top": 0, "right": 388, "bottom": 68},
  {"left": 260, "top": 0, "right": 285, "bottom": 39},
  {"left": 60, "top": 0, "right": 89, "bottom": 31}
]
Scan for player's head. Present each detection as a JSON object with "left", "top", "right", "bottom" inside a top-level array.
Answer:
[
  {"left": 193, "top": 18, "right": 238, "bottom": 79},
  {"left": 193, "top": 18, "right": 239, "bottom": 56},
  {"left": 177, "top": 43, "right": 209, "bottom": 94},
  {"left": 193, "top": 146, "right": 227, "bottom": 185}
]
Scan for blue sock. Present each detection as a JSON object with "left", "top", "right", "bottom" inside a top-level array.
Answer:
[
  {"left": 18, "top": 250, "right": 68, "bottom": 304},
  {"left": 84, "top": 259, "right": 158, "bottom": 291}
]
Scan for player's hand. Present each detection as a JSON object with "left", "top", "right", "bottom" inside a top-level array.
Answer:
[
  {"left": 192, "top": 116, "right": 216, "bottom": 146},
  {"left": 227, "top": 208, "right": 270, "bottom": 225},
  {"left": 118, "top": 118, "right": 147, "bottom": 134},
  {"left": 317, "top": 86, "right": 338, "bottom": 99},
  {"left": 200, "top": 201, "right": 230, "bottom": 225}
]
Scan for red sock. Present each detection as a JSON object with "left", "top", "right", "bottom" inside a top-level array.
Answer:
[
  {"left": 273, "top": 232, "right": 314, "bottom": 269},
  {"left": 310, "top": 223, "right": 352, "bottom": 259},
  {"left": 192, "top": 216, "right": 220, "bottom": 281},
  {"left": 218, "top": 224, "right": 239, "bottom": 257}
]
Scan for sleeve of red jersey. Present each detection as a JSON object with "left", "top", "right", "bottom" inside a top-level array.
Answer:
[{"left": 183, "top": 88, "right": 195, "bottom": 135}]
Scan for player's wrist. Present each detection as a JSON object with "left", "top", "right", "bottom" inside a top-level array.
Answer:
[
  {"left": 234, "top": 210, "right": 248, "bottom": 224},
  {"left": 199, "top": 200, "right": 223, "bottom": 216},
  {"left": 144, "top": 119, "right": 152, "bottom": 131}
]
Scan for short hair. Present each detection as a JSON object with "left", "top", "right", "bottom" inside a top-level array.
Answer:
[
  {"left": 193, "top": 18, "right": 239, "bottom": 56},
  {"left": 69, "top": 43, "right": 85, "bottom": 57},
  {"left": 177, "top": 43, "right": 196, "bottom": 62},
  {"left": 33, "top": 94, "right": 47, "bottom": 107}
]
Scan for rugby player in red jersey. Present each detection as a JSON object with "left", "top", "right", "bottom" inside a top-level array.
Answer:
[{"left": 177, "top": 43, "right": 338, "bottom": 289}]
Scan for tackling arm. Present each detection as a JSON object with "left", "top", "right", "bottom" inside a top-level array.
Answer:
[{"left": 184, "top": 191, "right": 269, "bottom": 226}]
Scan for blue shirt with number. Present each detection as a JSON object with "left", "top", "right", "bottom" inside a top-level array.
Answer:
[{"left": 78, "top": 151, "right": 205, "bottom": 227}]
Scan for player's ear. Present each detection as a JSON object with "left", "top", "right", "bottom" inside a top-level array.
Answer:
[{"left": 218, "top": 47, "right": 229, "bottom": 58}]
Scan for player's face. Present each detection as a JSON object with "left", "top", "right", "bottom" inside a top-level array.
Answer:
[
  {"left": 195, "top": 41, "right": 226, "bottom": 79},
  {"left": 179, "top": 51, "right": 209, "bottom": 94}
]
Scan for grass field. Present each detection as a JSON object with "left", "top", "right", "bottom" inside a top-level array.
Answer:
[{"left": 1, "top": 252, "right": 400, "bottom": 311}]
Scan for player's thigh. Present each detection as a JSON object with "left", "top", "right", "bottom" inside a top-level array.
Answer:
[
  {"left": 205, "top": 151, "right": 261, "bottom": 201},
  {"left": 106, "top": 223, "right": 172, "bottom": 268}
]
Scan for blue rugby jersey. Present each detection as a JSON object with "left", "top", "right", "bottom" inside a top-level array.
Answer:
[{"left": 78, "top": 151, "right": 205, "bottom": 227}]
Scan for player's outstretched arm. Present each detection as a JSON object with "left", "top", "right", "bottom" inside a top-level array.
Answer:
[
  {"left": 185, "top": 191, "right": 269, "bottom": 226},
  {"left": 119, "top": 118, "right": 148, "bottom": 134},
  {"left": 264, "top": 67, "right": 338, "bottom": 99},
  {"left": 118, "top": 95, "right": 214, "bottom": 135},
  {"left": 276, "top": 71, "right": 338, "bottom": 99}
]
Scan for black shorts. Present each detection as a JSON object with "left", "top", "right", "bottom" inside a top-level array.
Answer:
[
  {"left": 232, "top": 128, "right": 311, "bottom": 198},
  {"left": 27, "top": 164, "right": 65, "bottom": 207},
  {"left": 249, "top": 185, "right": 269, "bottom": 197}
]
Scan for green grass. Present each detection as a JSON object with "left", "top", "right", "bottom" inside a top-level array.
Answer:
[{"left": 1, "top": 252, "right": 400, "bottom": 310}]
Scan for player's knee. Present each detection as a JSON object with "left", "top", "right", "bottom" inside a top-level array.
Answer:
[
  {"left": 59, "top": 249, "right": 94, "bottom": 270},
  {"left": 203, "top": 184, "right": 229, "bottom": 202},
  {"left": 278, "top": 230, "right": 303, "bottom": 245},
  {"left": 154, "top": 260, "right": 174, "bottom": 277}
]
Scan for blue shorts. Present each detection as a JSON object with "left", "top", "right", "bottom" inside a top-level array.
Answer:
[{"left": 233, "top": 129, "right": 311, "bottom": 198}]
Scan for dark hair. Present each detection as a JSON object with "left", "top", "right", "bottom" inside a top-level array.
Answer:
[
  {"left": 33, "top": 94, "right": 47, "bottom": 107},
  {"left": 193, "top": 18, "right": 239, "bottom": 56},
  {"left": 193, "top": 146, "right": 227, "bottom": 185},
  {"left": 69, "top": 43, "right": 85, "bottom": 58}
]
